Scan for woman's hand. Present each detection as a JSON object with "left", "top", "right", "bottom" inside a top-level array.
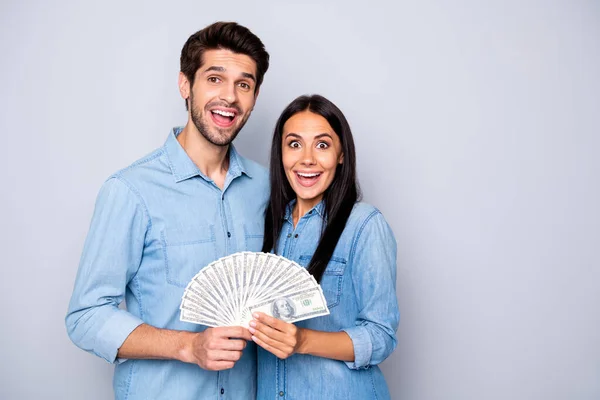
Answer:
[{"left": 249, "top": 312, "right": 303, "bottom": 359}]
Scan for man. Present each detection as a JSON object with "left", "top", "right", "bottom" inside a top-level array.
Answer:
[{"left": 66, "top": 22, "right": 270, "bottom": 399}]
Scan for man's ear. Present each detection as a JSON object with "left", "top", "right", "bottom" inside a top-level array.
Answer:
[{"left": 178, "top": 71, "right": 190, "bottom": 102}]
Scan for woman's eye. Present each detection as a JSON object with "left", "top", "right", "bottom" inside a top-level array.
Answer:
[
  {"left": 289, "top": 141, "right": 301, "bottom": 148},
  {"left": 316, "top": 142, "right": 329, "bottom": 149}
]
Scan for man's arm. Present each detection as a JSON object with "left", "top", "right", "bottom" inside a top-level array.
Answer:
[
  {"left": 118, "top": 323, "right": 252, "bottom": 370},
  {"left": 66, "top": 177, "right": 147, "bottom": 363},
  {"left": 66, "top": 177, "right": 251, "bottom": 370}
]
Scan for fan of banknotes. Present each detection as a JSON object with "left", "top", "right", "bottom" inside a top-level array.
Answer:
[{"left": 179, "top": 251, "right": 329, "bottom": 328}]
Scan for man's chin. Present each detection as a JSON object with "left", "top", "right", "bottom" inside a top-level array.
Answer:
[{"left": 204, "top": 129, "right": 240, "bottom": 147}]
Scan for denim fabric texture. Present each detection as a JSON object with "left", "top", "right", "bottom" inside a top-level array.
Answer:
[
  {"left": 66, "top": 127, "right": 269, "bottom": 400},
  {"left": 257, "top": 201, "right": 400, "bottom": 400}
]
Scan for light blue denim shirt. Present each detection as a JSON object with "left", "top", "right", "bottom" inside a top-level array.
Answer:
[
  {"left": 66, "top": 127, "right": 269, "bottom": 400},
  {"left": 257, "top": 201, "right": 400, "bottom": 400}
]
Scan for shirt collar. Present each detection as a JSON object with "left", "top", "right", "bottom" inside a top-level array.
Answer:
[
  {"left": 164, "top": 127, "right": 252, "bottom": 183},
  {"left": 284, "top": 199, "right": 326, "bottom": 223}
]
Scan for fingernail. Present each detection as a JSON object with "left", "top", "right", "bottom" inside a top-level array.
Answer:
[
  {"left": 251, "top": 336, "right": 257, "bottom": 342},
  {"left": 248, "top": 327, "right": 255, "bottom": 334},
  {"left": 249, "top": 321, "right": 256, "bottom": 327},
  {"left": 253, "top": 313, "right": 259, "bottom": 319}
]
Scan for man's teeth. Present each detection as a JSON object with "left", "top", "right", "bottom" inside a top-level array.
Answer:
[
  {"left": 297, "top": 172, "right": 320, "bottom": 178},
  {"left": 212, "top": 110, "right": 235, "bottom": 117}
]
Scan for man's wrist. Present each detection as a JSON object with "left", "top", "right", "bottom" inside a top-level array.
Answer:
[{"left": 177, "top": 330, "right": 198, "bottom": 364}]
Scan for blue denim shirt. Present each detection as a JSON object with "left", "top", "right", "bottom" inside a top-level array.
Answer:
[
  {"left": 257, "top": 201, "right": 400, "bottom": 400},
  {"left": 66, "top": 127, "right": 269, "bottom": 400}
]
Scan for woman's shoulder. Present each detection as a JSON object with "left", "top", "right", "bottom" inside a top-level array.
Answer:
[
  {"left": 348, "top": 201, "right": 382, "bottom": 222},
  {"left": 340, "top": 202, "right": 396, "bottom": 256},
  {"left": 344, "top": 202, "right": 391, "bottom": 234}
]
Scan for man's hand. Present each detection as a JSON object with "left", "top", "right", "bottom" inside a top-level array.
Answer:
[{"left": 180, "top": 326, "right": 252, "bottom": 371}]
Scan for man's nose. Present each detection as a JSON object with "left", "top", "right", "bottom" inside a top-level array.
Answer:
[{"left": 219, "top": 83, "right": 237, "bottom": 104}]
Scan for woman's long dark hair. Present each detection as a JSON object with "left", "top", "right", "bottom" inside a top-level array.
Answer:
[{"left": 262, "top": 94, "right": 360, "bottom": 282}]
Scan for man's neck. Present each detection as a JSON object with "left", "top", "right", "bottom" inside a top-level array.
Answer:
[{"left": 177, "top": 122, "right": 229, "bottom": 189}]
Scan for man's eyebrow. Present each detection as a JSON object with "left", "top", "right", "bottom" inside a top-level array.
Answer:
[
  {"left": 241, "top": 72, "right": 256, "bottom": 82},
  {"left": 203, "top": 66, "right": 256, "bottom": 82},
  {"left": 203, "top": 66, "right": 225, "bottom": 73}
]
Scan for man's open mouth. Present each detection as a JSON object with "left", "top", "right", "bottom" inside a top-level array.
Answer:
[{"left": 210, "top": 109, "right": 237, "bottom": 127}]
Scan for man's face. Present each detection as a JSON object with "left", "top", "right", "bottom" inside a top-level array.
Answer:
[
  {"left": 275, "top": 299, "right": 293, "bottom": 318},
  {"left": 182, "top": 49, "right": 259, "bottom": 146}
]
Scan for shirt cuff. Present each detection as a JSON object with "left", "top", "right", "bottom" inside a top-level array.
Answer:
[
  {"left": 95, "top": 309, "right": 144, "bottom": 364},
  {"left": 342, "top": 325, "right": 373, "bottom": 369}
]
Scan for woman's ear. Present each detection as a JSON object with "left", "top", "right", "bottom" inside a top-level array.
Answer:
[{"left": 338, "top": 152, "right": 344, "bottom": 165}]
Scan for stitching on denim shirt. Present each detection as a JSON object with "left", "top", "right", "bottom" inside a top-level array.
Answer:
[
  {"left": 368, "top": 367, "right": 379, "bottom": 399},
  {"left": 349, "top": 209, "right": 381, "bottom": 262},
  {"left": 123, "top": 359, "right": 135, "bottom": 400},
  {"left": 133, "top": 274, "right": 144, "bottom": 321},
  {"left": 110, "top": 175, "right": 154, "bottom": 237}
]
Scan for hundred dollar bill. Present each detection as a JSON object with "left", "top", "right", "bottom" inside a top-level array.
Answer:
[
  {"left": 180, "top": 309, "right": 221, "bottom": 327},
  {"left": 246, "top": 252, "right": 272, "bottom": 303},
  {"left": 241, "top": 286, "right": 329, "bottom": 327},
  {"left": 201, "top": 266, "right": 236, "bottom": 323},
  {"left": 253, "top": 269, "right": 315, "bottom": 304},
  {"left": 180, "top": 293, "right": 231, "bottom": 326}
]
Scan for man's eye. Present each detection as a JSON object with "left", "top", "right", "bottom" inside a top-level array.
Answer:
[
  {"left": 239, "top": 82, "right": 251, "bottom": 90},
  {"left": 208, "top": 77, "right": 221, "bottom": 83}
]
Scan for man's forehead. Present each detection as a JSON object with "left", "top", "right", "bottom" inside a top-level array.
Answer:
[{"left": 198, "top": 49, "right": 257, "bottom": 76}]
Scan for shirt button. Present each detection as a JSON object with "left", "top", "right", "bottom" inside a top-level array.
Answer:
[
  {"left": 221, "top": 388, "right": 225, "bottom": 394},
  {"left": 227, "top": 232, "right": 231, "bottom": 238},
  {"left": 287, "top": 233, "right": 292, "bottom": 238},
  {"left": 294, "top": 234, "right": 299, "bottom": 238},
  {"left": 309, "top": 210, "right": 313, "bottom": 214},
  {"left": 279, "top": 391, "right": 284, "bottom": 397}
]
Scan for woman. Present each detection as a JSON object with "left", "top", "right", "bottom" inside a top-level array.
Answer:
[{"left": 250, "top": 94, "right": 399, "bottom": 399}]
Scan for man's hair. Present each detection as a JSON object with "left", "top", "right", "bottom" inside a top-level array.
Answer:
[{"left": 180, "top": 21, "right": 270, "bottom": 110}]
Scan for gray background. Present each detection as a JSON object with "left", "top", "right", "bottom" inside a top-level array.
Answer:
[{"left": 1, "top": 0, "right": 599, "bottom": 399}]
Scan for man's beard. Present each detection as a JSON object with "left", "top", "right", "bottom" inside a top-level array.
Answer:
[{"left": 190, "top": 93, "right": 249, "bottom": 147}]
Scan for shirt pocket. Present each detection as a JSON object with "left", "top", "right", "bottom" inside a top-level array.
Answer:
[
  {"left": 162, "top": 225, "right": 217, "bottom": 288},
  {"left": 299, "top": 255, "right": 347, "bottom": 309},
  {"left": 243, "top": 222, "right": 264, "bottom": 252}
]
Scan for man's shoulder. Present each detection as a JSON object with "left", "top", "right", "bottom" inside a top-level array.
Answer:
[{"left": 109, "top": 146, "right": 168, "bottom": 185}]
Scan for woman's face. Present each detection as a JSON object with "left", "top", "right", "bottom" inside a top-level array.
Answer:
[{"left": 281, "top": 111, "right": 344, "bottom": 210}]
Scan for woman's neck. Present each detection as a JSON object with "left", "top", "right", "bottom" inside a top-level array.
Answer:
[{"left": 292, "top": 197, "right": 322, "bottom": 228}]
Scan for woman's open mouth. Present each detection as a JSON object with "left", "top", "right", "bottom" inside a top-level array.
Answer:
[{"left": 295, "top": 171, "right": 322, "bottom": 187}]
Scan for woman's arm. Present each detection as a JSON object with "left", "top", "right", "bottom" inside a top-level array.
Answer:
[
  {"left": 251, "top": 210, "right": 399, "bottom": 365},
  {"left": 250, "top": 313, "right": 354, "bottom": 361}
]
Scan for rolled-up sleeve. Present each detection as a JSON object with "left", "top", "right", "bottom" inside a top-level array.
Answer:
[
  {"left": 342, "top": 211, "right": 399, "bottom": 369},
  {"left": 65, "top": 177, "right": 147, "bottom": 363}
]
